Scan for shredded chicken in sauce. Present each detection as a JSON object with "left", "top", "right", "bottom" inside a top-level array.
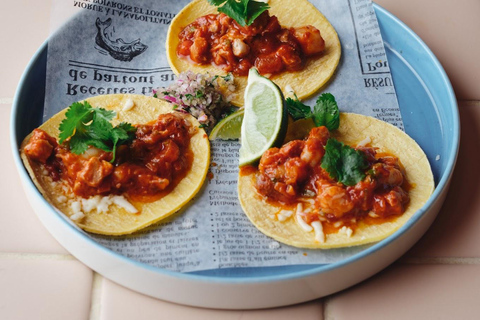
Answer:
[
  {"left": 254, "top": 126, "right": 410, "bottom": 226},
  {"left": 177, "top": 11, "right": 325, "bottom": 76},
  {"left": 24, "top": 113, "right": 194, "bottom": 201}
]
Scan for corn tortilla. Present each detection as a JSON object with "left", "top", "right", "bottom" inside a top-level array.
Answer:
[
  {"left": 238, "top": 113, "right": 434, "bottom": 249},
  {"left": 166, "top": 0, "right": 341, "bottom": 106},
  {"left": 20, "top": 94, "right": 210, "bottom": 236}
]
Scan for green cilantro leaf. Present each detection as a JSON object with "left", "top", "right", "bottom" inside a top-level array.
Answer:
[
  {"left": 209, "top": 0, "right": 228, "bottom": 5},
  {"left": 58, "top": 101, "right": 136, "bottom": 162},
  {"left": 58, "top": 101, "right": 93, "bottom": 144},
  {"left": 321, "top": 138, "right": 369, "bottom": 186},
  {"left": 286, "top": 95, "right": 313, "bottom": 120},
  {"left": 68, "top": 134, "right": 90, "bottom": 155},
  {"left": 86, "top": 108, "right": 115, "bottom": 141},
  {"left": 109, "top": 122, "right": 136, "bottom": 162},
  {"left": 245, "top": 0, "right": 269, "bottom": 25},
  {"left": 313, "top": 93, "right": 340, "bottom": 130},
  {"left": 208, "top": 0, "right": 269, "bottom": 26}
]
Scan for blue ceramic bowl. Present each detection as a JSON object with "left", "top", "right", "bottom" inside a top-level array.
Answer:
[{"left": 10, "top": 4, "right": 459, "bottom": 309}]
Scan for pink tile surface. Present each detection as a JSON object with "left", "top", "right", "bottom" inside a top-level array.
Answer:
[
  {"left": 1, "top": 105, "right": 67, "bottom": 254},
  {"left": 0, "top": 257, "right": 93, "bottom": 320},
  {"left": 406, "top": 102, "right": 480, "bottom": 258},
  {"left": 3, "top": 0, "right": 480, "bottom": 318},
  {"left": 100, "top": 279, "right": 323, "bottom": 320},
  {"left": 326, "top": 263, "right": 480, "bottom": 320},
  {"left": 375, "top": 0, "right": 480, "bottom": 100},
  {"left": 0, "top": 0, "right": 51, "bottom": 98}
]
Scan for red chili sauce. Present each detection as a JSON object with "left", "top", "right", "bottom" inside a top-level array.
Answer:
[
  {"left": 23, "top": 113, "right": 194, "bottom": 202},
  {"left": 176, "top": 11, "right": 325, "bottom": 76},
  {"left": 241, "top": 126, "right": 410, "bottom": 234}
]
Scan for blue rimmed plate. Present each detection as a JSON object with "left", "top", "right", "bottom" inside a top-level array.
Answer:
[{"left": 10, "top": 4, "right": 459, "bottom": 309}]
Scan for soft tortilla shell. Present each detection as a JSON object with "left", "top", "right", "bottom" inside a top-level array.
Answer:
[
  {"left": 238, "top": 113, "right": 434, "bottom": 248},
  {"left": 166, "top": 0, "right": 341, "bottom": 106},
  {"left": 20, "top": 94, "right": 210, "bottom": 235}
]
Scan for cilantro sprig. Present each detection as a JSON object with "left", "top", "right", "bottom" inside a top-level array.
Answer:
[
  {"left": 285, "top": 95, "right": 312, "bottom": 121},
  {"left": 58, "top": 101, "right": 136, "bottom": 162},
  {"left": 285, "top": 93, "right": 340, "bottom": 131},
  {"left": 321, "top": 139, "right": 369, "bottom": 186},
  {"left": 312, "top": 93, "right": 340, "bottom": 130},
  {"left": 208, "top": 0, "right": 270, "bottom": 26}
]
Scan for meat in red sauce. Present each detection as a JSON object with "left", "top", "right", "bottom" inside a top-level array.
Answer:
[
  {"left": 254, "top": 126, "right": 410, "bottom": 227},
  {"left": 23, "top": 113, "right": 194, "bottom": 201},
  {"left": 177, "top": 11, "right": 325, "bottom": 76}
]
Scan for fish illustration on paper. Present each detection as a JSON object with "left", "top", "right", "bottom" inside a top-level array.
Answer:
[{"left": 95, "top": 18, "right": 148, "bottom": 62}]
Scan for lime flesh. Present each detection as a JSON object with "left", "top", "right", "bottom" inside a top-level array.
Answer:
[
  {"left": 209, "top": 109, "right": 244, "bottom": 140},
  {"left": 239, "top": 69, "right": 288, "bottom": 166}
]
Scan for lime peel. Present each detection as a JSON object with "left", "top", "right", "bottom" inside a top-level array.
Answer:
[
  {"left": 209, "top": 108, "right": 244, "bottom": 140},
  {"left": 239, "top": 69, "right": 288, "bottom": 166}
]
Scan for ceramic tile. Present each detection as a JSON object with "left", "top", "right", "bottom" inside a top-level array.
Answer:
[
  {"left": 0, "top": 257, "right": 93, "bottom": 320},
  {"left": 0, "top": 0, "right": 51, "bottom": 98},
  {"left": 1, "top": 105, "right": 67, "bottom": 254},
  {"left": 406, "top": 102, "right": 480, "bottom": 258},
  {"left": 375, "top": 0, "right": 480, "bottom": 100},
  {"left": 326, "top": 263, "right": 480, "bottom": 320},
  {"left": 100, "top": 278, "right": 323, "bottom": 320}
]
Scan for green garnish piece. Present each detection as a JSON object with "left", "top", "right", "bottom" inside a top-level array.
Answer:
[
  {"left": 286, "top": 95, "right": 312, "bottom": 121},
  {"left": 110, "top": 122, "right": 136, "bottom": 160},
  {"left": 58, "top": 101, "right": 136, "bottom": 162},
  {"left": 285, "top": 93, "right": 340, "bottom": 131},
  {"left": 313, "top": 93, "right": 340, "bottom": 130},
  {"left": 208, "top": 0, "right": 270, "bottom": 26},
  {"left": 222, "top": 73, "right": 233, "bottom": 82},
  {"left": 321, "top": 138, "right": 369, "bottom": 186}
]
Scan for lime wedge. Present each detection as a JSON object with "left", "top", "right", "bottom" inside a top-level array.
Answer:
[
  {"left": 239, "top": 68, "right": 288, "bottom": 166},
  {"left": 209, "top": 109, "right": 244, "bottom": 140}
]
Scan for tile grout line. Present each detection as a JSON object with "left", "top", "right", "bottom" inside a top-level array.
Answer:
[
  {"left": 89, "top": 272, "right": 103, "bottom": 320},
  {"left": 0, "top": 252, "right": 75, "bottom": 260},
  {"left": 458, "top": 100, "right": 480, "bottom": 106},
  {"left": 399, "top": 257, "right": 480, "bottom": 265},
  {"left": 323, "top": 296, "right": 333, "bottom": 320},
  {"left": 0, "top": 98, "right": 14, "bottom": 105}
]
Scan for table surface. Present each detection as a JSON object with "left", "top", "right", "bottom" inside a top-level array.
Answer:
[{"left": 2, "top": 0, "right": 480, "bottom": 319}]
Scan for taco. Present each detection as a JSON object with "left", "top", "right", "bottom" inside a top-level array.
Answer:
[
  {"left": 20, "top": 94, "right": 210, "bottom": 235},
  {"left": 238, "top": 113, "right": 434, "bottom": 249},
  {"left": 166, "top": 0, "right": 341, "bottom": 106}
]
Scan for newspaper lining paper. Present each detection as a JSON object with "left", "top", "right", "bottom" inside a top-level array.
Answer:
[{"left": 45, "top": 0, "right": 402, "bottom": 273}]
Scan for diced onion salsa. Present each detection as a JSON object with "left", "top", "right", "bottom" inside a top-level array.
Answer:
[
  {"left": 246, "top": 126, "right": 410, "bottom": 234},
  {"left": 154, "top": 71, "right": 237, "bottom": 131},
  {"left": 176, "top": 11, "right": 325, "bottom": 76},
  {"left": 23, "top": 113, "right": 195, "bottom": 203}
]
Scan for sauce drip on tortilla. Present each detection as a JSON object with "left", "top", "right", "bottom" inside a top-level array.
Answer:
[{"left": 176, "top": 11, "right": 325, "bottom": 76}]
